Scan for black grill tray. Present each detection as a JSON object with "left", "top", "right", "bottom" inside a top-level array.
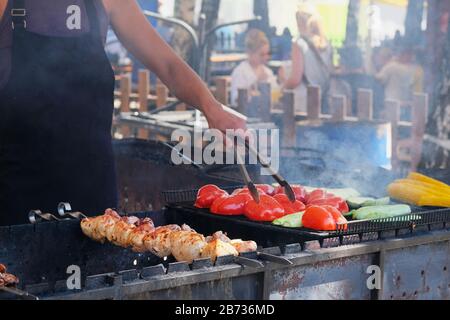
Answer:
[{"left": 166, "top": 205, "right": 450, "bottom": 248}]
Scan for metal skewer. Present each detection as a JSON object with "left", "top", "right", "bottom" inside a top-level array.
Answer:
[
  {"left": 28, "top": 210, "right": 61, "bottom": 224},
  {"left": 57, "top": 202, "right": 87, "bottom": 220}
]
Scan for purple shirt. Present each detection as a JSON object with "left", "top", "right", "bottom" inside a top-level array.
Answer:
[{"left": 0, "top": 0, "right": 109, "bottom": 90}]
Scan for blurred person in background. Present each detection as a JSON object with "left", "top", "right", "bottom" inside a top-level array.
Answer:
[
  {"left": 375, "top": 43, "right": 423, "bottom": 103},
  {"left": 375, "top": 42, "right": 424, "bottom": 123},
  {"left": 230, "top": 29, "right": 278, "bottom": 105},
  {"left": 372, "top": 46, "right": 393, "bottom": 73},
  {"left": 279, "top": 3, "right": 333, "bottom": 113}
]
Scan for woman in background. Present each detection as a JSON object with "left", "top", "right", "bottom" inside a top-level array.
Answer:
[
  {"left": 230, "top": 29, "right": 278, "bottom": 105},
  {"left": 280, "top": 4, "right": 333, "bottom": 113}
]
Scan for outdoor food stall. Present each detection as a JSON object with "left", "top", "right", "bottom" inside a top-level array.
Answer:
[{"left": 1, "top": 0, "right": 450, "bottom": 303}]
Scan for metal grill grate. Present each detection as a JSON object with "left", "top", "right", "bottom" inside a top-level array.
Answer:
[
  {"left": 162, "top": 186, "right": 243, "bottom": 206},
  {"left": 163, "top": 187, "right": 450, "bottom": 240}
]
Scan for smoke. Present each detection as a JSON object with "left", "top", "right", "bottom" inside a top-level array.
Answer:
[{"left": 277, "top": 121, "right": 397, "bottom": 197}]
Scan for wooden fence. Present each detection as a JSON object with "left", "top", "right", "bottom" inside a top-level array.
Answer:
[{"left": 114, "top": 70, "right": 428, "bottom": 173}]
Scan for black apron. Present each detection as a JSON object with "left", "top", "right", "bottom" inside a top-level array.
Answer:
[{"left": 0, "top": 0, "right": 118, "bottom": 225}]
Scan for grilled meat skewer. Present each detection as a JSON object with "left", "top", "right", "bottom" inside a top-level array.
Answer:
[{"left": 81, "top": 210, "right": 258, "bottom": 264}]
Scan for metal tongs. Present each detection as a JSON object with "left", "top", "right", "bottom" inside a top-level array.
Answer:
[{"left": 232, "top": 136, "right": 296, "bottom": 203}]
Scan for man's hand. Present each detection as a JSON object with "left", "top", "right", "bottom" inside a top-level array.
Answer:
[{"left": 204, "top": 102, "right": 247, "bottom": 133}]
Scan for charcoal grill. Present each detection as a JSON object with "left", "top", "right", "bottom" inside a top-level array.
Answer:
[
  {"left": 0, "top": 204, "right": 449, "bottom": 300},
  {"left": 0, "top": 206, "right": 293, "bottom": 300},
  {"left": 1, "top": 168, "right": 449, "bottom": 300}
]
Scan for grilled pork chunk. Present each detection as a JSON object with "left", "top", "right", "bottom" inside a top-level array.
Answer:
[
  {"left": 169, "top": 230, "right": 208, "bottom": 263},
  {"left": 229, "top": 239, "right": 258, "bottom": 253},
  {"left": 128, "top": 218, "right": 155, "bottom": 252},
  {"left": 95, "top": 211, "right": 121, "bottom": 242},
  {"left": 80, "top": 209, "right": 121, "bottom": 243},
  {"left": 201, "top": 239, "right": 238, "bottom": 262},
  {"left": 107, "top": 220, "right": 136, "bottom": 247},
  {"left": 143, "top": 224, "right": 181, "bottom": 257},
  {"left": 206, "top": 231, "right": 257, "bottom": 253}
]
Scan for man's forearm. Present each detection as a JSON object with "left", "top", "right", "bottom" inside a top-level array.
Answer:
[{"left": 157, "top": 57, "right": 220, "bottom": 114}]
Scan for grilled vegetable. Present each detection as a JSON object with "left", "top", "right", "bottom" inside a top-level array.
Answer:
[
  {"left": 273, "top": 194, "right": 306, "bottom": 214},
  {"left": 233, "top": 185, "right": 274, "bottom": 196},
  {"left": 244, "top": 194, "right": 286, "bottom": 222},
  {"left": 407, "top": 172, "right": 450, "bottom": 191},
  {"left": 194, "top": 185, "right": 229, "bottom": 209},
  {"left": 387, "top": 173, "right": 450, "bottom": 207},
  {"left": 352, "top": 205, "right": 411, "bottom": 220},
  {"left": 302, "top": 205, "right": 348, "bottom": 231},
  {"left": 272, "top": 212, "right": 305, "bottom": 228},
  {"left": 275, "top": 185, "right": 307, "bottom": 203},
  {"left": 305, "top": 189, "right": 349, "bottom": 214},
  {"left": 210, "top": 193, "right": 252, "bottom": 216},
  {"left": 304, "top": 187, "right": 360, "bottom": 200},
  {"left": 254, "top": 184, "right": 276, "bottom": 196},
  {"left": 388, "top": 182, "right": 450, "bottom": 207},
  {"left": 347, "top": 197, "right": 390, "bottom": 209}
]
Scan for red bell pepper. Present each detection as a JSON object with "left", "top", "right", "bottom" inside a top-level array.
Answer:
[
  {"left": 322, "top": 205, "right": 348, "bottom": 230},
  {"left": 255, "top": 184, "right": 276, "bottom": 196},
  {"left": 275, "top": 185, "right": 307, "bottom": 203},
  {"left": 210, "top": 193, "right": 252, "bottom": 216},
  {"left": 302, "top": 205, "right": 348, "bottom": 231},
  {"left": 307, "top": 197, "right": 349, "bottom": 214},
  {"left": 305, "top": 189, "right": 349, "bottom": 214},
  {"left": 233, "top": 184, "right": 275, "bottom": 196},
  {"left": 194, "top": 185, "right": 228, "bottom": 209},
  {"left": 244, "top": 194, "right": 286, "bottom": 222},
  {"left": 273, "top": 194, "right": 306, "bottom": 214},
  {"left": 305, "top": 189, "right": 327, "bottom": 203},
  {"left": 302, "top": 206, "right": 337, "bottom": 231}
]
